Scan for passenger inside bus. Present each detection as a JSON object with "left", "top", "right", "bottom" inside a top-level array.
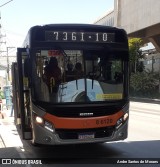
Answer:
[
  {"left": 65, "top": 61, "right": 74, "bottom": 81},
  {"left": 43, "top": 57, "right": 61, "bottom": 93},
  {"left": 114, "top": 72, "right": 123, "bottom": 83},
  {"left": 73, "top": 62, "right": 84, "bottom": 79},
  {"left": 101, "top": 61, "right": 112, "bottom": 81},
  {"left": 67, "top": 61, "right": 73, "bottom": 72}
]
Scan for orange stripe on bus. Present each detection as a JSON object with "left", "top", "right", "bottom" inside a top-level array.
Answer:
[{"left": 43, "top": 111, "right": 124, "bottom": 129}]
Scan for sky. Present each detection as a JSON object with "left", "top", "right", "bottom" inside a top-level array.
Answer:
[{"left": 0, "top": 0, "right": 114, "bottom": 51}]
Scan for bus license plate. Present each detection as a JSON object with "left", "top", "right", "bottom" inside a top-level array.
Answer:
[{"left": 78, "top": 133, "right": 95, "bottom": 140}]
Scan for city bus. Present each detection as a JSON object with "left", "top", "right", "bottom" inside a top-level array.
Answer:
[{"left": 12, "top": 24, "right": 129, "bottom": 145}]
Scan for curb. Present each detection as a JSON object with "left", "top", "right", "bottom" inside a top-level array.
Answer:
[{"left": 130, "top": 97, "right": 160, "bottom": 104}]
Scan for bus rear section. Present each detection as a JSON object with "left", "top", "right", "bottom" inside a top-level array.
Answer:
[{"left": 12, "top": 24, "right": 129, "bottom": 145}]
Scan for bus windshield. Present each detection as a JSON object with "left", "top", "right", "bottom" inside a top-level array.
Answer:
[{"left": 32, "top": 49, "right": 126, "bottom": 103}]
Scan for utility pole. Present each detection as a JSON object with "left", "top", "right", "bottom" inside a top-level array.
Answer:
[
  {"left": 0, "top": 14, "right": 7, "bottom": 84},
  {"left": 0, "top": 13, "right": 6, "bottom": 54},
  {"left": 159, "top": 57, "right": 160, "bottom": 93},
  {"left": 7, "top": 47, "right": 15, "bottom": 82}
]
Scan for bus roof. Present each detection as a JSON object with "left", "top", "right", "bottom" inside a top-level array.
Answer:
[
  {"left": 22, "top": 24, "right": 127, "bottom": 48},
  {"left": 28, "top": 23, "right": 124, "bottom": 32}
]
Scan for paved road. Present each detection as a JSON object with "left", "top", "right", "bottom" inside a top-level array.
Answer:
[
  {"left": 0, "top": 101, "right": 160, "bottom": 166},
  {"left": 128, "top": 102, "right": 160, "bottom": 141}
]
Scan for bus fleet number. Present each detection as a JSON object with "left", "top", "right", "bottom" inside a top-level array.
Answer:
[{"left": 96, "top": 119, "right": 113, "bottom": 125}]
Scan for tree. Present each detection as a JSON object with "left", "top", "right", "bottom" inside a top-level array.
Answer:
[
  {"left": 129, "top": 38, "right": 144, "bottom": 73},
  {"left": 130, "top": 70, "right": 159, "bottom": 97}
]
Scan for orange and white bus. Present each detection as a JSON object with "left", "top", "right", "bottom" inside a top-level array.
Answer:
[{"left": 12, "top": 24, "right": 129, "bottom": 145}]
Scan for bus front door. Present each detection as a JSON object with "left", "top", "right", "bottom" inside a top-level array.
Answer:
[{"left": 15, "top": 48, "right": 32, "bottom": 140}]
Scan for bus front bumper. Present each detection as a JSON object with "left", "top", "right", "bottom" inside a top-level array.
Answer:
[{"left": 32, "top": 120, "right": 128, "bottom": 145}]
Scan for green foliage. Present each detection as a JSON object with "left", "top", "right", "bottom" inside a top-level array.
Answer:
[
  {"left": 129, "top": 38, "right": 160, "bottom": 99},
  {"left": 130, "top": 70, "right": 159, "bottom": 98},
  {"left": 128, "top": 38, "right": 144, "bottom": 73},
  {"left": 129, "top": 38, "right": 143, "bottom": 61},
  {"left": 0, "top": 90, "right": 4, "bottom": 99}
]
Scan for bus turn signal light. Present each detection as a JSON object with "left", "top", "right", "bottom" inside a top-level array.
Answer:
[{"left": 44, "top": 121, "right": 54, "bottom": 132}]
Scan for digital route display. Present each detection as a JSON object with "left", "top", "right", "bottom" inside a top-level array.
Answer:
[{"left": 45, "top": 31, "right": 115, "bottom": 43}]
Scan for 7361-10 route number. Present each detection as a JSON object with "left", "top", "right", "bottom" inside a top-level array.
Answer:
[
  {"left": 45, "top": 31, "right": 115, "bottom": 43},
  {"left": 96, "top": 118, "right": 113, "bottom": 125}
]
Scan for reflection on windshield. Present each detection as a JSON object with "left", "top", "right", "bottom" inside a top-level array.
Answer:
[{"left": 33, "top": 50, "right": 124, "bottom": 103}]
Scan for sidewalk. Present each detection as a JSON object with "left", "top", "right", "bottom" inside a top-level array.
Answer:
[
  {"left": 0, "top": 115, "right": 23, "bottom": 159},
  {"left": 0, "top": 109, "right": 23, "bottom": 148},
  {"left": 0, "top": 99, "right": 11, "bottom": 119},
  {"left": 0, "top": 109, "right": 9, "bottom": 119}
]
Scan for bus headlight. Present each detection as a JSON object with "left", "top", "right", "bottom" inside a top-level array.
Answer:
[
  {"left": 35, "top": 116, "right": 43, "bottom": 124},
  {"left": 123, "top": 113, "right": 129, "bottom": 121},
  {"left": 44, "top": 121, "right": 55, "bottom": 133}
]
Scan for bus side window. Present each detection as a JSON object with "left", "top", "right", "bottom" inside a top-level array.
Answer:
[
  {"left": 36, "top": 56, "right": 44, "bottom": 77},
  {"left": 24, "top": 58, "right": 30, "bottom": 77}
]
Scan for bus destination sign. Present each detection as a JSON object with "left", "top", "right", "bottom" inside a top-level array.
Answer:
[{"left": 45, "top": 31, "right": 115, "bottom": 43}]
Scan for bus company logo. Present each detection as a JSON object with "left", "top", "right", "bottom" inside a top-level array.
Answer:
[{"left": 79, "top": 113, "right": 93, "bottom": 117}]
